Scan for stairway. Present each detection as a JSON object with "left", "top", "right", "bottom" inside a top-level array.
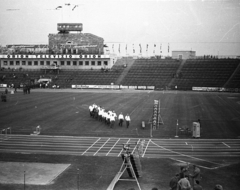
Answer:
[
  {"left": 114, "top": 58, "right": 135, "bottom": 85},
  {"left": 223, "top": 62, "right": 240, "bottom": 88},
  {"left": 168, "top": 59, "right": 186, "bottom": 88}
]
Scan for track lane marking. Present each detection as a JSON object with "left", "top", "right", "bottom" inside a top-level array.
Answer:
[
  {"left": 132, "top": 139, "right": 140, "bottom": 153},
  {"left": 222, "top": 142, "right": 231, "bottom": 148},
  {"left": 142, "top": 139, "right": 151, "bottom": 158},
  {"left": 81, "top": 138, "right": 101, "bottom": 155},
  {"left": 94, "top": 138, "right": 110, "bottom": 156},
  {"left": 106, "top": 138, "right": 120, "bottom": 156},
  {"left": 151, "top": 140, "right": 224, "bottom": 166}
]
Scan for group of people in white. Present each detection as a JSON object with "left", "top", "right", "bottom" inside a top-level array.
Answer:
[{"left": 89, "top": 103, "right": 131, "bottom": 128}]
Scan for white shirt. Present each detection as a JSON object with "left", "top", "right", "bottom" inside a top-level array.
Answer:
[
  {"left": 125, "top": 115, "right": 130, "bottom": 121},
  {"left": 89, "top": 105, "right": 93, "bottom": 111},
  {"left": 110, "top": 115, "right": 115, "bottom": 122},
  {"left": 118, "top": 114, "right": 124, "bottom": 120}
]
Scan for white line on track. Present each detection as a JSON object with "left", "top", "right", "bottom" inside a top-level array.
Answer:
[
  {"left": 222, "top": 142, "right": 231, "bottom": 148},
  {"left": 106, "top": 138, "right": 120, "bottom": 156},
  {"left": 151, "top": 140, "right": 223, "bottom": 166},
  {"left": 132, "top": 139, "right": 140, "bottom": 153},
  {"left": 170, "top": 158, "right": 222, "bottom": 170},
  {"left": 185, "top": 142, "right": 188, "bottom": 145},
  {"left": 81, "top": 138, "right": 101, "bottom": 155},
  {"left": 118, "top": 139, "right": 131, "bottom": 157},
  {"left": 93, "top": 138, "right": 110, "bottom": 156},
  {"left": 142, "top": 139, "right": 151, "bottom": 158}
]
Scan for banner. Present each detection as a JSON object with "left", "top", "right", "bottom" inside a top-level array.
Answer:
[
  {"left": 137, "top": 86, "right": 146, "bottom": 90},
  {"left": 0, "top": 84, "right": 7, "bottom": 88},
  {"left": 147, "top": 86, "right": 155, "bottom": 90},
  {"left": 0, "top": 54, "right": 110, "bottom": 59},
  {"left": 152, "top": 100, "right": 159, "bottom": 130}
]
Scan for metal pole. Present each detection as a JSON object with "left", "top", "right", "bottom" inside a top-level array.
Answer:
[
  {"left": 77, "top": 168, "right": 79, "bottom": 190},
  {"left": 24, "top": 171, "right": 25, "bottom": 190},
  {"left": 175, "top": 119, "right": 179, "bottom": 138},
  {"left": 150, "top": 123, "right": 152, "bottom": 138}
]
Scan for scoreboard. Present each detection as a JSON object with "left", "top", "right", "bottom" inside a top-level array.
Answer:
[{"left": 57, "top": 23, "right": 83, "bottom": 32}]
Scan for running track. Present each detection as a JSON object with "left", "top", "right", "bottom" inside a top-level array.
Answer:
[{"left": 1, "top": 135, "right": 240, "bottom": 169}]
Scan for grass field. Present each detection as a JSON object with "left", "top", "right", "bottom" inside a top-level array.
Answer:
[
  {"left": 1, "top": 88, "right": 240, "bottom": 139},
  {"left": 0, "top": 88, "right": 240, "bottom": 190}
]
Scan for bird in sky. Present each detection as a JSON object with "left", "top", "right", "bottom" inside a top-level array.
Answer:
[
  {"left": 55, "top": 6, "right": 62, "bottom": 10},
  {"left": 72, "top": 5, "right": 78, "bottom": 11}
]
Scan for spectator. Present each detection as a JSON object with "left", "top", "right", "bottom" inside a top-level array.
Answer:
[
  {"left": 193, "top": 180, "right": 202, "bottom": 190},
  {"left": 1, "top": 93, "right": 7, "bottom": 102},
  {"left": 169, "top": 173, "right": 180, "bottom": 190},
  {"left": 214, "top": 184, "right": 223, "bottom": 190},
  {"left": 177, "top": 174, "right": 191, "bottom": 190},
  {"left": 189, "top": 165, "right": 201, "bottom": 185}
]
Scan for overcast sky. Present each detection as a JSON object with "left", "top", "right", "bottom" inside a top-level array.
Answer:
[{"left": 0, "top": 0, "right": 240, "bottom": 56}]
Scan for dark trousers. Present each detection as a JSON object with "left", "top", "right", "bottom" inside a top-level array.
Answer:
[
  {"left": 126, "top": 121, "right": 130, "bottom": 128},
  {"left": 119, "top": 119, "right": 123, "bottom": 126}
]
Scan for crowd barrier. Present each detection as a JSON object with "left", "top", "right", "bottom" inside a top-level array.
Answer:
[
  {"left": 71, "top": 85, "right": 155, "bottom": 90},
  {"left": 192, "top": 87, "right": 240, "bottom": 93}
]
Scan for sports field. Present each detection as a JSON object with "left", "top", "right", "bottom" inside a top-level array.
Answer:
[
  {"left": 0, "top": 88, "right": 240, "bottom": 190},
  {"left": 1, "top": 88, "right": 240, "bottom": 139}
]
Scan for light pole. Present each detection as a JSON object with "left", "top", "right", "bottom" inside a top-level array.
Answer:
[
  {"left": 77, "top": 168, "right": 80, "bottom": 190},
  {"left": 7, "top": 127, "right": 11, "bottom": 135},
  {"left": 175, "top": 119, "right": 179, "bottom": 138},
  {"left": 24, "top": 170, "right": 26, "bottom": 190}
]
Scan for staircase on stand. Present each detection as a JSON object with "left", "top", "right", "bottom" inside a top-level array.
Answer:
[
  {"left": 114, "top": 58, "right": 135, "bottom": 85},
  {"left": 167, "top": 59, "right": 186, "bottom": 89}
]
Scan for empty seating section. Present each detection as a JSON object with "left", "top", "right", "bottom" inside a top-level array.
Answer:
[
  {"left": 172, "top": 59, "right": 240, "bottom": 90},
  {"left": 1, "top": 59, "right": 239, "bottom": 89},
  {"left": 121, "top": 59, "right": 180, "bottom": 88}
]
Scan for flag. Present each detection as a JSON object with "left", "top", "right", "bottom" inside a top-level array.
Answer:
[
  {"left": 139, "top": 44, "right": 142, "bottom": 53},
  {"left": 125, "top": 44, "right": 127, "bottom": 51},
  {"left": 118, "top": 44, "right": 120, "bottom": 53},
  {"left": 112, "top": 44, "right": 114, "bottom": 52},
  {"left": 153, "top": 44, "right": 156, "bottom": 54},
  {"left": 133, "top": 44, "right": 135, "bottom": 53},
  {"left": 168, "top": 43, "right": 170, "bottom": 53},
  {"left": 146, "top": 44, "right": 148, "bottom": 52},
  {"left": 160, "top": 43, "right": 162, "bottom": 53}
]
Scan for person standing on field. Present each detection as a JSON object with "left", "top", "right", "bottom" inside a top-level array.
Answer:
[
  {"left": 125, "top": 114, "right": 131, "bottom": 128},
  {"left": 118, "top": 112, "right": 124, "bottom": 126}
]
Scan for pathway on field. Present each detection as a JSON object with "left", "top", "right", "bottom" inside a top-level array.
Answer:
[{"left": 0, "top": 135, "right": 240, "bottom": 169}]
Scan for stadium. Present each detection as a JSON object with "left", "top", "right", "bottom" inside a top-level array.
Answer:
[{"left": 0, "top": 0, "right": 240, "bottom": 190}]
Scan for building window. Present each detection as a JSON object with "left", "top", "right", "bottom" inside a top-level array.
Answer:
[
  {"left": 28, "top": 61, "right": 32, "bottom": 66},
  {"left": 60, "top": 61, "right": 65, "bottom": 66},
  {"left": 79, "top": 61, "right": 83, "bottom": 65},
  {"left": 98, "top": 61, "right": 101, "bottom": 66},
  {"left": 73, "top": 49, "right": 76, "bottom": 54},
  {"left": 46, "top": 61, "right": 50, "bottom": 66},
  {"left": 67, "top": 61, "right": 71, "bottom": 66},
  {"left": 16, "top": 61, "right": 20, "bottom": 65},
  {"left": 91, "top": 61, "right": 95, "bottom": 66},
  {"left": 34, "top": 61, "right": 38, "bottom": 66},
  {"left": 73, "top": 61, "right": 77, "bottom": 66},
  {"left": 4, "top": 61, "right": 8, "bottom": 65},
  {"left": 22, "top": 61, "right": 26, "bottom": 65},
  {"left": 85, "top": 61, "right": 89, "bottom": 66},
  {"left": 10, "top": 61, "right": 14, "bottom": 65},
  {"left": 40, "top": 61, "right": 44, "bottom": 66},
  {"left": 104, "top": 61, "right": 108, "bottom": 66}
]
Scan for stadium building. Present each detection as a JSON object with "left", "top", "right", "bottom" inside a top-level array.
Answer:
[{"left": 0, "top": 23, "right": 114, "bottom": 70}]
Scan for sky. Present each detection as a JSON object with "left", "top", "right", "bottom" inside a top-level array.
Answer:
[{"left": 0, "top": 0, "right": 240, "bottom": 56}]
